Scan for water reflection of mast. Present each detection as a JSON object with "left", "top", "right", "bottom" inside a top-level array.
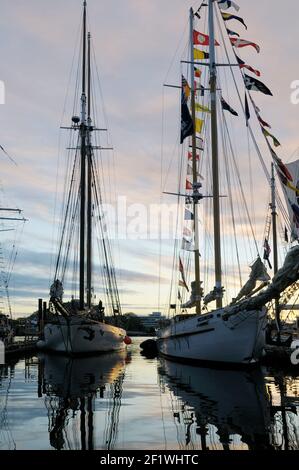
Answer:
[
  {"left": 0, "top": 364, "right": 16, "bottom": 450},
  {"left": 104, "top": 372, "right": 124, "bottom": 450},
  {"left": 268, "top": 372, "right": 299, "bottom": 450},
  {"left": 39, "top": 353, "right": 126, "bottom": 450}
]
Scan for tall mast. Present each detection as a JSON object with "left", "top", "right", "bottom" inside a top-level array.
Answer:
[
  {"left": 86, "top": 31, "right": 92, "bottom": 309},
  {"left": 208, "top": 0, "right": 222, "bottom": 309},
  {"left": 189, "top": 8, "right": 201, "bottom": 315},
  {"left": 79, "top": 0, "right": 87, "bottom": 310},
  {"left": 271, "top": 163, "right": 281, "bottom": 332}
]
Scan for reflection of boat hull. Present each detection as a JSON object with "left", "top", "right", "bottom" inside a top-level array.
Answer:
[
  {"left": 40, "top": 351, "right": 126, "bottom": 450},
  {"left": 157, "top": 308, "right": 266, "bottom": 365},
  {"left": 37, "top": 318, "right": 126, "bottom": 355},
  {"left": 41, "top": 351, "right": 126, "bottom": 398},
  {"left": 160, "top": 358, "right": 271, "bottom": 449}
]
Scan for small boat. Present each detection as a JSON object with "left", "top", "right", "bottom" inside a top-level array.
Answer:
[
  {"left": 38, "top": 1, "right": 127, "bottom": 355},
  {"left": 156, "top": 0, "right": 299, "bottom": 364}
]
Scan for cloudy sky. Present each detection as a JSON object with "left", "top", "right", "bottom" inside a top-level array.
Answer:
[{"left": 0, "top": 0, "right": 298, "bottom": 318}]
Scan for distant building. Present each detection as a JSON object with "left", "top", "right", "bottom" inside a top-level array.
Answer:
[{"left": 138, "top": 312, "right": 165, "bottom": 331}]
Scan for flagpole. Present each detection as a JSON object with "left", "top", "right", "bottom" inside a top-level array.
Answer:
[
  {"left": 209, "top": 0, "right": 223, "bottom": 309},
  {"left": 190, "top": 7, "right": 202, "bottom": 315},
  {"left": 271, "top": 162, "right": 281, "bottom": 336}
]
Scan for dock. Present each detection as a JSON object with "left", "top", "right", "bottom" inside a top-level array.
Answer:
[
  {"left": 262, "top": 344, "right": 297, "bottom": 367},
  {"left": 5, "top": 339, "right": 38, "bottom": 359}
]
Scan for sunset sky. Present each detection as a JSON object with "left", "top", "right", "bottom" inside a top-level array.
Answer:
[{"left": 0, "top": 0, "right": 298, "bottom": 318}]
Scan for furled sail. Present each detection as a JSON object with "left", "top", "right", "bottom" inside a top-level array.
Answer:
[
  {"left": 203, "top": 286, "right": 225, "bottom": 306},
  {"left": 280, "top": 159, "right": 299, "bottom": 241},
  {"left": 231, "top": 257, "right": 270, "bottom": 304},
  {"left": 50, "top": 280, "right": 64, "bottom": 300},
  {"left": 181, "top": 281, "right": 203, "bottom": 308},
  {"left": 224, "top": 246, "right": 299, "bottom": 317}
]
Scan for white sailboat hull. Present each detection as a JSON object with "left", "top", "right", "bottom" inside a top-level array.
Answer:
[
  {"left": 37, "top": 317, "right": 126, "bottom": 355},
  {"left": 157, "top": 308, "right": 267, "bottom": 365}
]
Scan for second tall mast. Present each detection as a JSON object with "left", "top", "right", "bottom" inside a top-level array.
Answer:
[
  {"left": 79, "top": 0, "right": 87, "bottom": 310},
  {"left": 208, "top": 0, "right": 222, "bottom": 309}
]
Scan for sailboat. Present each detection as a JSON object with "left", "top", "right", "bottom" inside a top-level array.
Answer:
[
  {"left": 0, "top": 173, "right": 27, "bottom": 346},
  {"left": 156, "top": 0, "right": 299, "bottom": 364},
  {"left": 37, "top": 1, "right": 127, "bottom": 355}
]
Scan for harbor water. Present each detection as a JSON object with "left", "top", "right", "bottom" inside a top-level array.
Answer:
[{"left": 0, "top": 338, "right": 298, "bottom": 450}]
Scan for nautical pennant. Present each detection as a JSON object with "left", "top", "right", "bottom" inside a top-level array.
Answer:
[
  {"left": 221, "top": 96, "right": 238, "bottom": 116},
  {"left": 182, "top": 237, "right": 194, "bottom": 252},
  {"left": 230, "top": 37, "right": 260, "bottom": 53},
  {"left": 179, "top": 257, "right": 189, "bottom": 291},
  {"left": 226, "top": 28, "right": 240, "bottom": 37},
  {"left": 221, "top": 12, "right": 247, "bottom": 30},
  {"left": 193, "top": 30, "right": 220, "bottom": 46},
  {"left": 235, "top": 54, "right": 261, "bottom": 77},
  {"left": 258, "top": 115, "right": 271, "bottom": 128},
  {"left": 277, "top": 170, "right": 299, "bottom": 193},
  {"left": 186, "top": 179, "right": 193, "bottom": 190},
  {"left": 180, "top": 76, "right": 194, "bottom": 144},
  {"left": 218, "top": 1, "right": 240, "bottom": 12},
  {"left": 195, "top": 102, "right": 211, "bottom": 113},
  {"left": 245, "top": 93, "right": 250, "bottom": 126},
  {"left": 195, "top": 118, "right": 204, "bottom": 134},
  {"left": 194, "top": 67, "right": 202, "bottom": 78},
  {"left": 188, "top": 152, "right": 200, "bottom": 161},
  {"left": 261, "top": 127, "right": 281, "bottom": 147},
  {"left": 183, "top": 226, "right": 192, "bottom": 238},
  {"left": 250, "top": 96, "right": 271, "bottom": 128},
  {"left": 182, "top": 75, "right": 191, "bottom": 99},
  {"left": 194, "top": 49, "right": 210, "bottom": 60},
  {"left": 184, "top": 208, "right": 194, "bottom": 220},
  {"left": 269, "top": 146, "right": 293, "bottom": 181},
  {"left": 244, "top": 74, "right": 273, "bottom": 96}
]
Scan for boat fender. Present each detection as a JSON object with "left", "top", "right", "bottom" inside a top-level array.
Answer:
[{"left": 124, "top": 336, "right": 132, "bottom": 345}]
